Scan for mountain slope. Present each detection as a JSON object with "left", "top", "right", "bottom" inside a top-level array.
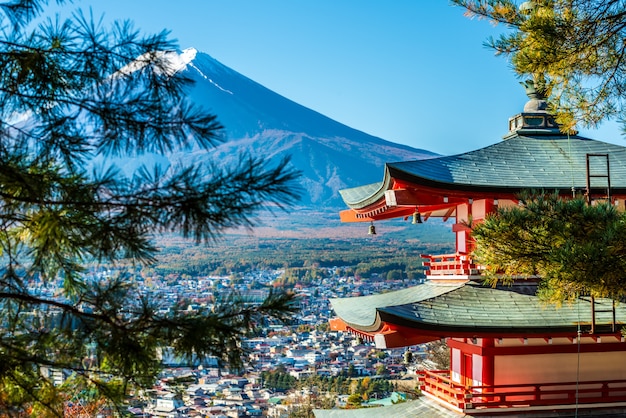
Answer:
[{"left": 173, "top": 48, "right": 436, "bottom": 208}]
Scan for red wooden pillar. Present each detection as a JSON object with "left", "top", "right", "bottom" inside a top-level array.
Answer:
[
  {"left": 482, "top": 337, "right": 495, "bottom": 388},
  {"left": 463, "top": 353, "right": 473, "bottom": 386}
]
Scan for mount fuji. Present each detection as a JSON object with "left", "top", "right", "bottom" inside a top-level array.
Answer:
[{"left": 161, "top": 48, "right": 436, "bottom": 209}]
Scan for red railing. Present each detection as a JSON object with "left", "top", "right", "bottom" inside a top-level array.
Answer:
[
  {"left": 421, "top": 254, "right": 480, "bottom": 277},
  {"left": 418, "top": 370, "right": 626, "bottom": 411}
]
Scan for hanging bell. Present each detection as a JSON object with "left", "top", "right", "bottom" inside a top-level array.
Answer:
[
  {"left": 368, "top": 221, "right": 376, "bottom": 235},
  {"left": 412, "top": 211, "right": 422, "bottom": 224}
]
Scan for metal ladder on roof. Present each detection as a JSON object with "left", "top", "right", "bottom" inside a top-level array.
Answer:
[
  {"left": 585, "top": 153, "right": 616, "bottom": 334},
  {"left": 586, "top": 153, "right": 611, "bottom": 205}
]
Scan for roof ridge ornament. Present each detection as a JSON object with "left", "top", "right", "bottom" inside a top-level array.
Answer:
[
  {"left": 521, "top": 78, "right": 547, "bottom": 100},
  {"left": 520, "top": 78, "right": 548, "bottom": 112}
]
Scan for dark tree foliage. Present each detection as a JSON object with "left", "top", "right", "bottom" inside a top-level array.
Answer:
[
  {"left": 472, "top": 191, "right": 626, "bottom": 302},
  {"left": 261, "top": 367, "right": 297, "bottom": 392},
  {"left": 453, "top": 0, "right": 626, "bottom": 134},
  {"left": 0, "top": 0, "right": 300, "bottom": 415}
]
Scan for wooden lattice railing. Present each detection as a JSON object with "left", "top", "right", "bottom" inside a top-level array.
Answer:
[{"left": 421, "top": 254, "right": 480, "bottom": 277}]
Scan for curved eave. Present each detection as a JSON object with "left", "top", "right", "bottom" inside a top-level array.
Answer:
[
  {"left": 338, "top": 166, "right": 394, "bottom": 208},
  {"left": 339, "top": 204, "right": 458, "bottom": 223},
  {"left": 329, "top": 318, "right": 444, "bottom": 348}
]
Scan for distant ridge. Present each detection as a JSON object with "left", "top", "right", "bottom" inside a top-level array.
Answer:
[{"left": 171, "top": 48, "right": 437, "bottom": 208}]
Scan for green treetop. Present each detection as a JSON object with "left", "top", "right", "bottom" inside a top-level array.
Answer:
[
  {"left": 471, "top": 191, "right": 626, "bottom": 303},
  {"left": 453, "top": 0, "right": 626, "bottom": 134}
]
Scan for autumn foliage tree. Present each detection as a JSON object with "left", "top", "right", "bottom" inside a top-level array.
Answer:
[{"left": 0, "top": 0, "right": 300, "bottom": 415}]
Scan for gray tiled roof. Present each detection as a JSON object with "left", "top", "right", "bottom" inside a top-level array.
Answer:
[
  {"left": 313, "top": 398, "right": 626, "bottom": 417},
  {"left": 329, "top": 282, "right": 463, "bottom": 331},
  {"left": 331, "top": 281, "right": 626, "bottom": 334},
  {"left": 341, "top": 133, "right": 626, "bottom": 208},
  {"left": 313, "top": 397, "right": 461, "bottom": 418}
]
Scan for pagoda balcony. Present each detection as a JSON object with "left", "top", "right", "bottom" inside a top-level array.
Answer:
[
  {"left": 421, "top": 253, "right": 481, "bottom": 278},
  {"left": 418, "top": 369, "right": 626, "bottom": 414}
]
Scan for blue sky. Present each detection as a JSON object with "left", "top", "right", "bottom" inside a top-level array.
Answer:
[{"left": 63, "top": 1, "right": 622, "bottom": 155}]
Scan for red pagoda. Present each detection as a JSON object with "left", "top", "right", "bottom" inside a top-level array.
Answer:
[{"left": 328, "top": 86, "right": 626, "bottom": 416}]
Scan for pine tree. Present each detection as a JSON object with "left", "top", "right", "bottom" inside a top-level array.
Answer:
[
  {"left": 453, "top": 0, "right": 626, "bottom": 133},
  {"left": 472, "top": 191, "right": 626, "bottom": 302},
  {"left": 0, "top": 0, "right": 300, "bottom": 415}
]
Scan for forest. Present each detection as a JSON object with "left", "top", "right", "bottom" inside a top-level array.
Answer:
[{"left": 148, "top": 234, "right": 455, "bottom": 284}]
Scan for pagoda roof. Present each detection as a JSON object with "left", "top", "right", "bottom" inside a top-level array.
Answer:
[
  {"left": 330, "top": 281, "right": 626, "bottom": 336},
  {"left": 340, "top": 132, "right": 626, "bottom": 209}
]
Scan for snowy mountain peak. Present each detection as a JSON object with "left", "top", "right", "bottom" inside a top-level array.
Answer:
[
  {"left": 169, "top": 47, "right": 197, "bottom": 73},
  {"left": 117, "top": 47, "right": 198, "bottom": 77}
]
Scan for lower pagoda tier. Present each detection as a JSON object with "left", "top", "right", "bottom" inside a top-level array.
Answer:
[{"left": 329, "top": 281, "right": 626, "bottom": 415}]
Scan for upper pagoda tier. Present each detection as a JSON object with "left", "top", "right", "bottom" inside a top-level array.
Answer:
[{"left": 339, "top": 86, "right": 626, "bottom": 222}]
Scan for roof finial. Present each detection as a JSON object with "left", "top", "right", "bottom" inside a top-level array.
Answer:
[
  {"left": 520, "top": 77, "right": 548, "bottom": 112},
  {"left": 520, "top": 77, "right": 546, "bottom": 100}
]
